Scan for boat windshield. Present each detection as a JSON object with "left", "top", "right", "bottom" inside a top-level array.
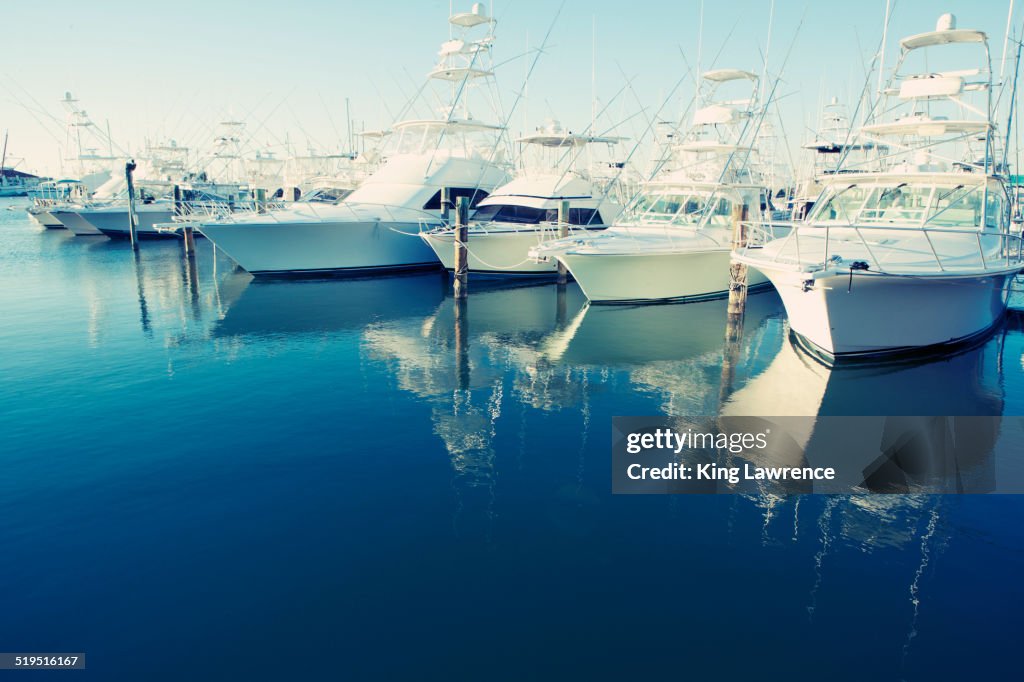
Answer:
[
  {"left": 627, "top": 189, "right": 733, "bottom": 226},
  {"left": 299, "top": 187, "right": 353, "bottom": 204},
  {"left": 472, "top": 204, "right": 603, "bottom": 225},
  {"left": 810, "top": 181, "right": 1004, "bottom": 229}
]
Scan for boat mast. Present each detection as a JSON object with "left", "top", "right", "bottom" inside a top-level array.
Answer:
[
  {"left": 0, "top": 130, "right": 7, "bottom": 187},
  {"left": 1001, "top": 0, "right": 1016, "bottom": 82},
  {"left": 876, "top": 0, "right": 892, "bottom": 97}
]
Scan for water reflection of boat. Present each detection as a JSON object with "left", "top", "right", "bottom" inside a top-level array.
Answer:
[
  {"left": 721, "top": 329, "right": 1005, "bottom": 493},
  {"left": 213, "top": 272, "right": 449, "bottom": 338},
  {"left": 540, "top": 291, "right": 782, "bottom": 366}
]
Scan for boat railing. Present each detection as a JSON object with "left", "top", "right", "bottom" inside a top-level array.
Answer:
[
  {"left": 424, "top": 219, "right": 596, "bottom": 238},
  {"left": 740, "top": 221, "right": 1024, "bottom": 274},
  {"left": 201, "top": 200, "right": 443, "bottom": 230}
]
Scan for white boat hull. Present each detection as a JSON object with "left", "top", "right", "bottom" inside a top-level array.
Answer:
[
  {"left": 50, "top": 210, "right": 103, "bottom": 236},
  {"left": 421, "top": 228, "right": 576, "bottom": 277},
  {"left": 79, "top": 207, "right": 176, "bottom": 239},
  {"left": 200, "top": 220, "right": 441, "bottom": 275},
  {"left": 556, "top": 248, "right": 769, "bottom": 303},
  {"left": 30, "top": 209, "right": 65, "bottom": 229},
  {"left": 758, "top": 265, "right": 1017, "bottom": 360}
]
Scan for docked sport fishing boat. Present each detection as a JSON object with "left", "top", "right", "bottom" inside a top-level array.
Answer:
[
  {"left": 199, "top": 4, "right": 510, "bottom": 276},
  {"left": 734, "top": 14, "right": 1024, "bottom": 362},
  {"left": 530, "top": 68, "right": 787, "bottom": 303},
  {"left": 419, "top": 122, "right": 627, "bottom": 277},
  {"left": 27, "top": 180, "right": 91, "bottom": 229}
]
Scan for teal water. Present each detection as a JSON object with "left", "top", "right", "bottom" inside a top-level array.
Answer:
[{"left": 0, "top": 197, "right": 1021, "bottom": 680}]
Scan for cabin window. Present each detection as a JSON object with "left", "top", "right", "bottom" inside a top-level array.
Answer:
[
  {"left": 471, "top": 204, "right": 549, "bottom": 224},
  {"left": 926, "top": 185, "right": 982, "bottom": 228},
  {"left": 569, "top": 208, "right": 603, "bottom": 225},
  {"left": 422, "top": 187, "right": 489, "bottom": 211},
  {"left": 985, "top": 191, "right": 1003, "bottom": 229}
]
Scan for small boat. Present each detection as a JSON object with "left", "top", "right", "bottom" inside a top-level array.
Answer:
[
  {"left": 530, "top": 68, "right": 789, "bottom": 303},
  {"left": 734, "top": 14, "right": 1024, "bottom": 362},
  {"left": 419, "top": 122, "right": 628, "bottom": 277}
]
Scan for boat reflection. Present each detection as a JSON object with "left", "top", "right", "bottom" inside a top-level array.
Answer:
[
  {"left": 720, "top": 325, "right": 1008, "bottom": 493},
  {"left": 213, "top": 271, "right": 448, "bottom": 339}
]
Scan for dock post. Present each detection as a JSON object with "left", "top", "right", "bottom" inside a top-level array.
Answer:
[
  {"left": 183, "top": 225, "right": 196, "bottom": 255},
  {"left": 727, "top": 203, "right": 750, "bottom": 317},
  {"left": 440, "top": 187, "right": 450, "bottom": 224},
  {"left": 256, "top": 187, "right": 267, "bottom": 214},
  {"left": 453, "top": 196, "right": 469, "bottom": 299},
  {"left": 125, "top": 160, "right": 138, "bottom": 249},
  {"left": 173, "top": 184, "right": 182, "bottom": 218},
  {"left": 720, "top": 203, "right": 750, "bottom": 405},
  {"left": 556, "top": 199, "right": 570, "bottom": 285},
  {"left": 454, "top": 297, "right": 469, "bottom": 391}
]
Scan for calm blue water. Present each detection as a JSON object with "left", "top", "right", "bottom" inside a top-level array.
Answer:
[{"left": 1, "top": 196, "right": 1022, "bottom": 680}]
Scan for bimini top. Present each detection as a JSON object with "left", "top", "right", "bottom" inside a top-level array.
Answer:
[
  {"left": 356, "top": 129, "right": 392, "bottom": 139},
  {"left": 515, "top": 132, "right": 623, "bottom": 147},
  {"left": 392, "top": 118, "right": 505, "bottom": 133},
  {"left": 674, "top": 140, "right": 752, "bottom": 154},
  {"left": 861, "top": 117, "right": 990, "bottom": 137},
  {"left": 901, "top": 28, "right": 986, "bottom": 50},
  {"left": 702, "top": 69, "right": 758, "bottom": 83}
]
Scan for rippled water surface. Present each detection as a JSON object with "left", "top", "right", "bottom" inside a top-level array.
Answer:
[{"left": 1, "top": 197, "right": 1021, "bottom": 680}]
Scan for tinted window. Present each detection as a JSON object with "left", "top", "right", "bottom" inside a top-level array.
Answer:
[
  {"left": 472, "top": 204, "right": 552, "bottom": 224},
  {"left": 569, "top": 208, "right": 603, "bottom": 225},
  {"left": 422, "top": 187, "right": 489, "bottom": 210}
]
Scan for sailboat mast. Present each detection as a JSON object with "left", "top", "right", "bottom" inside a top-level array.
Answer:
[{"left": 1, "top": 130, "right": 8, "bottom": 185}]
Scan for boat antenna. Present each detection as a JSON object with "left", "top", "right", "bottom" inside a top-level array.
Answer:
[
  {"left": 592, "top": 15, "right": 597, "bottom": 135},
  {"left": 696, "top": 0, "right": 704, "bottom": 93},
  {"left": 346, "top": 97, "right": 353, "bottom": 155},
  {"left": 877, "top": 0, "right": 893, "bottom": 97},
  {"left": 762, "top": 0, "right": 775, "bottom": 104},
  {"left": 1001, "top": 0, "right": 1016, "bottom": 82},
  {"left": 1002, "top": 36, "right": 1022, "bottom": 172}
]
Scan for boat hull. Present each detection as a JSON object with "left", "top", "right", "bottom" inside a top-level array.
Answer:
[
  {"left": 199, "top": 220, "right": 442, "bottom": 276},
  {"left": 82, "top": 208, "right": 177, "bottom": 239},
  {"left": 556, "top": 248, "right": 769, "bottom": 303},
  {"left": 758, "top": 265, "right": 1017, "bottom": 361},
  {"left": 50, "top": 210, "right": 104, "bottom": 236},
  {"left": 30, "top": 209, "right": 65, "bottom": 229},
  {"left": 421, "top": 228, "right": 566, "bottom": 277}
]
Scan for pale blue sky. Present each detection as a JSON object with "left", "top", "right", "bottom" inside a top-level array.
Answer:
[{"left": 0, "top": 0, "right": 1018, "bottom": 176}]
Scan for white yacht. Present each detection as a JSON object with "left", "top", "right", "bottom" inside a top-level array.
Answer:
[
  {"left": 530, "top": 69, "right": 787, "bottom": 303},
  {"left": 419, "top": 122, "right": 627, "bottom": 277},
  {"left": 199, "top": 5, "right": 510, "bottom": 276},
  {"left": 27, "top": 179, "right": 90, "bottom": 229},
  {"left": 735, "top": 14, "right": 1024, "bottom": 362}
]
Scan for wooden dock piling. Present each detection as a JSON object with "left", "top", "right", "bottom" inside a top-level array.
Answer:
[
  {"left": 125, "top": 160, "right": 139, "bottom": 249},
  {"left": 556, "top": 199, "right": 570, "bottom": 285},
  {"left": 727, "top": 203, "right": 750, "bottom": 316},
  {"left": 256, "top": 188, "right": 267, "bottom": 214},
  {"left": 453, "top": 196, "right": 469, "bottom": 299}
]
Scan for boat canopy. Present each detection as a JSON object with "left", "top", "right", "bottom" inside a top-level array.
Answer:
[
  {"left": 702, "top": 68, "right": 758, "bottom": 82},
  {"left": 515, "top": 132, "right": 622, "bottom": 147},
  {"left": 901, "top": 28, "right": 987, "bottom": 51},
  {"left": 393, "top": 118, "right": 504, "bottom": 133},
  {"left": 861, "top": 118, "right": 990, "bottom": 137}
]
